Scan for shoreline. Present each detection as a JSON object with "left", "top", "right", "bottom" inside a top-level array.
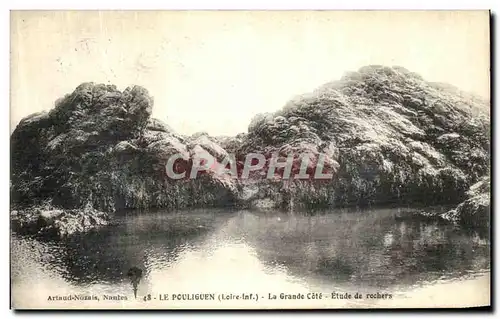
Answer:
[
  {"left": 11, "top": 229, "right": 491, "bottom": 309},
  {"left": 10, "top": 199, "right": 488, "bottom": 240}
]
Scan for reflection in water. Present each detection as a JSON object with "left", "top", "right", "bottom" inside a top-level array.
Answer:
[
  {"left": 239, "top": 209, "right": 489, "bottom": 290},
  {"left": 127, "top": 267, "right": 143, "bottom": 298},
  {"left": 11, "top": 208, "right": 490, "bottom": 308}
]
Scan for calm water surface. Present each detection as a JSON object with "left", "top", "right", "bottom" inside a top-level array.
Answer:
[{"left": 11, "top": 208, "right": 490, "bottom": 309}]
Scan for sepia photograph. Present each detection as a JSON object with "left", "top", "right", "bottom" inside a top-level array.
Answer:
[{"left": 9, "top": 10, "right": 491, "bottom": 310}]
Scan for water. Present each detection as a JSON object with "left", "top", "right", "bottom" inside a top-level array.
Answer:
[{"left": 11, "top": 208, "right": 490, "bottom": 309}]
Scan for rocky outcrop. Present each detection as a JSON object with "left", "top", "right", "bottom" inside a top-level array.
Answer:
[
  {"left": 236, "top": 65, "right": 490, "bottom": 210},
  {"left": 10, "top": 202, "right": 109, "bottom": 238},
  {"left": 441, "top": 176, "right": 490, "bottom": 228},
  {"left": 11, "top": 83, "right": 238, "bottom": 237},
  {"left": 10, "top": 65, "right": 491, "bottom": 237}
]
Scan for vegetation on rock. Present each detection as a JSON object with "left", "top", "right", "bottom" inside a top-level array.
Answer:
[
  {"left": 11, "top": 83, "right": 238, "bottom": 237},
  {"left": 10, "top": 65, "right": 490, "bottom": 236},
  {"left": 441, "top": 175, "right": 490, "bottom": 228},
  {"left": 10, "top": 202, "right": 109, "bottom": 238},
  {"left": 236, "top": 65, "right": 490, "bottom": 210}
]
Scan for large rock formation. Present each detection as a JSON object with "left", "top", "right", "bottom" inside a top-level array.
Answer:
[
  {"left": 10, "top": 65, "right": 491, "bottom": 236},
  {"left": 236, "top": 65, "right": 490, "bottom": 209},
  {"left": 11, "top": 83, "right": 238, "bottom": 236}
]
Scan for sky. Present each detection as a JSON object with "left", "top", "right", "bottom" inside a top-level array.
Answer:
[{"left": 10, "top": 11, "right": 490, "bottom": 136}]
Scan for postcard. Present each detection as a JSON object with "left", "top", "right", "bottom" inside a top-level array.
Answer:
[{"left": 10, "top": 10, "right": 491, "bottom": 309}]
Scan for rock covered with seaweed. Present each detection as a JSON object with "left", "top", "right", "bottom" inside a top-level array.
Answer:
[
  {"left": 10, "top": 202, "right": 109, "bottom": 238},
  {"left": 10, "top": 83, "right": 238, "bottom": 236},
  {"left": 236, "top": 65, "right": 490, "bottom": 210},
  {"left": 441, "top": 175, "right": 490, "bottom": 228},
  {"left": 10, "top": 65, "right": 491, "bottom": 237}
]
